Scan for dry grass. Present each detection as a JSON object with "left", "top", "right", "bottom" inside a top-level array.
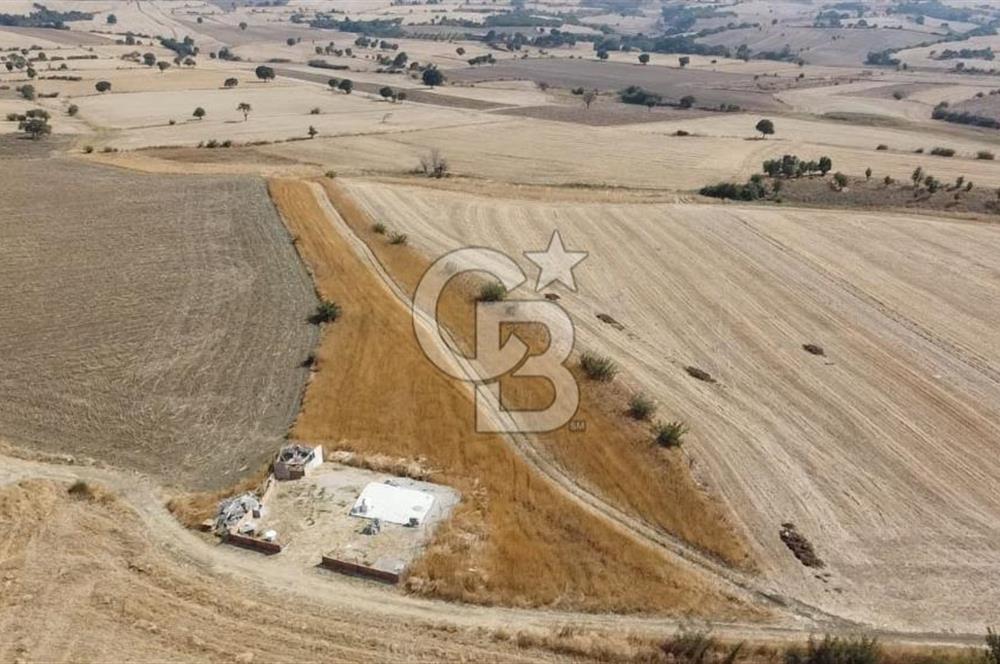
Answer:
[
  {"left": 322, "top": 178, "right": 754, "bottom": 570},
  {"left": 267, "top": 177, "right": 755, "bottom": 615}
]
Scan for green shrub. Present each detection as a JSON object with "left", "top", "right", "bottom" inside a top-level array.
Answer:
[
  {"left": 654, "top": 421, "right": 688, "bottom": 448},
  {"left": 372, "top": 222, "right": 386, "bottom": 234},
  {"left": 325, "top": 170, "right": 337, "bottom": 178},
  {"left": 477, "top": 282, "right": 507, "bottom": 302},
  {"left": 628, "top": 393, "right": 656, "bottom": 420},
  {"left": 978, "top": 150, "right": 995, "bottom": 160},
  {"left": 875, "top": 144, "right": 888, "bottom": 150},
  {"left": 83, "top": 145, "right": 94, "bottom": 154},
  {"left": 784, "top": 635, "right": 881, "bottom": 664},
  {"left": 311, "top": 300, "right": 341, "bottom": 324},
  {"left": 930, "top": 146, "right": 955, "bottom": 157},
  {"left": 388, "top": 231, "right": 408, "bottom": 245},
  {"left": 580, "top": 351, "right": 618, "bottom": 381}
]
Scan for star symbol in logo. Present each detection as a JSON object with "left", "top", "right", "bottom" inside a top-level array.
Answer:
[{"left": 524, "top": 230, "right": 588, "bottom": 292}]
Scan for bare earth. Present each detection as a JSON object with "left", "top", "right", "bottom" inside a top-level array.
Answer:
[{"left": 0, "top": 158, "right": 318, "bottom": 490}]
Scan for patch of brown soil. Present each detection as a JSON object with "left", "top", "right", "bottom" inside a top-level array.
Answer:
[
  {"left": 268, "top": 178, "right": 754, "bottom": 615},
  {"left": 317, "top": 178, "right": 753, "bottom": 570}
]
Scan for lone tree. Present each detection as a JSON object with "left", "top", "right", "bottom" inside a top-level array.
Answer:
[
  {"left": 157, "top": 61, "right": 170, "bottom": 73},
  {"left": 308, "top": 125, "right": 318, "bottom": 139},
  {"left": 678, "top": 55, "right": 690, "bottom": 68},
  {"left": 95, "top": 80, "right": 112, "bottom": 93},
  {"left": 239, "top": 21, "right": 247, "bottom": 31},
  {"left": 237, "top": 102, "right": 252, "bottom": 121},
  {"left": 224, "top": 77, "right": 238, "bottom": 88},
  {"left": 18, "top": 84, "right": 35, "bottom": 100},
  {"left": 422, "top": 67, "right": 444, "bottom": 87},
  {"left": 679, "top": 95, "right": 695, "bottom": 109},
  {"left": 379, "top": 85, "right": 395, "bottom": 101},
  {"left": 818, "top": 156, "right": 832, "bottom": 175},
  {"left": 67, "top": 104, "right": 79, "bottom": 116},
  {"left": 106, "top": 13, "right": 117, "bottom": 24},
  {"left": 19, "top": 117, "right": 50, "bottom": 140},
  {"left": 254, "top": 65, "right": 275, "bottom": 82},
  {"left": 396, "top": 91, "right": 407, "bottom": 102},
  {"left": 327, "top": 77, "right": 339, "bottom": 90},
  {"left": 582, "top": 89, "right": 597, "bottom": 109},
  {"left": 143, "top": 52, "right": 156, "bottom": 66},
  {"left": 597, "top": 49, "right": 609, "bottom": 60},
  {"left": 456, "top": 46, "right": 465, "bottom": 55},
  {"left": 755, "top": 118, "right": 775, "bottom": 138},
  {"left": 337, "top": 78, "right": 353, "bottom": 94},
  {"left": 865, "top": 167, "right": 872, "bottom": 180},
  {"left": 638, "top": 52, "right": 650, "bottom": 65},
  {"left": 193, "top": 106, "right": 206, "bottom": 120}
]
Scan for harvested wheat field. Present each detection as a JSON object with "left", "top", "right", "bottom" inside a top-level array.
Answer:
[
  {"left": 266, "top": 178, "right": 757, "bottom": 616},
  {"left": 344, "top": 179, "right": 1000, "bottom": 632},
  {"left": 0, "top": 157, "right": 318, "bottom": 490}
]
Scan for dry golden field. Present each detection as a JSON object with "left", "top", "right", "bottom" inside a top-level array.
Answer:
[{"left": 6, "top": 0, "right": 1000, "bottom": 656}]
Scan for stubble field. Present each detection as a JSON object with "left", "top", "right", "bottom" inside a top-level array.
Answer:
[{"left": 344, "top": 178, "right": 1000, "bottom": 632}]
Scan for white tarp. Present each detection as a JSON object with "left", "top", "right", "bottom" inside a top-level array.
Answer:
[{"left": 350, "top": 482, "right": 436, "bottom": 526}]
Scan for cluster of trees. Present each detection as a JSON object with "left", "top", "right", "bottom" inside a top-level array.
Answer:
[
  {"left": 327, "top": 77, "right": 354, "bottom": 94},
  {"left": 933, "top": 47, "right": 994, "bottom": 60},
  {"left": 0, "top": 5, "right": 93, "bottom": 29},
  {"left": 700, "top": 174, "right": 770, "bottom": 201},
  {"left": 159, "top": 36, "right": 198, "bottom": 58},
  {"left": 309, "top": 16, "right": 403, "bottom": 37},
  {"left": 932, "top": 102, "right": 1000, "bottom": 129},
  {"left": 16, "top": 108, "right": 51, "bottom": 140},
  {"left": 762, "top": 154, "right": 833, "bottom": 178},
  {"left": 379, "top": 86, "right": 407, "bottom": 102}
]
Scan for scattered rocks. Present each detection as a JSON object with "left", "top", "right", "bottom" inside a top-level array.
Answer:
[{"left": 779, "top": 522, "right": 824, "bottom": 568}]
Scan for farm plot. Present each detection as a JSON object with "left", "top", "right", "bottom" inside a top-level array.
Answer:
[
  {"left": 444, "top": 59, "right": 786, "bottom": 111},
  {"left": 266, "top": 178, "right": 755, "bottom": 614},
  {"left": 697, "top": 26, "right": 932, "bottom": 67},
  {"left": 344, "top": 179, "right": 1000, "bottom": 633},
  {"left": 0, "top": 158, "right": 318, "bottom": 490}
]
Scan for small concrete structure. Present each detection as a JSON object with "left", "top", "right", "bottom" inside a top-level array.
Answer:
[
  {"left": 350, "top": 481, "right": 436, "bottom": 526},
  {"left": 274, "top": 443, "right": 323, "bottom": 480}
]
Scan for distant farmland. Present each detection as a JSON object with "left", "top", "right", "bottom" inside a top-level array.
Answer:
[{"left": 445, "top": 58, "right": 786, "bottom": 111}]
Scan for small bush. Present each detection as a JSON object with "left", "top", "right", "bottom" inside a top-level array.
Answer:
[
  {"left": 477, "top": 282, "right": 507, "bottom": 302},
  {"left": 628, "top": 393, "right": 656, "bottom": 420},
  {"left": 372, "top": 222, "right": 386, "bottom": 234},
  {"left": 311, "top": 300, "right": 341, "bottom": 324},
  {"left": 978, "top": 150, "right": 995, "bottom": 160},
  {"left": 875, "top": 144, "right": 888, "bottom": 150},
  {"left": 310, "top": 107, "right": 321, "bottom": 115},
  {"left": 803, "top": 343, "right": 825, "bottom": 356},
  {"left": 785, "top": 636, "right": 881, "bottom": 664},
  {"left": 580, "top": 352, "right": 618, "bottom": 381},
  {"left": 325, "top": 170, "right": 337, "bottom": 178},
  {"left": 685, "top": 366, "right": 715, "bottom": 383},
  {"left": 930, "top": 147, "right": 956, "bottom": 157},
  {"left": 388, "top": 231, "right": 408, "bottom": 245},
  {"left": 674, "top": 129, "right": 690, "bottom": 136},
  {"left": 654, "top": 421, "right": 688, "bottom": 448},
  {"left": 83, "top": 145, "right": 94, "bottom": 154}
]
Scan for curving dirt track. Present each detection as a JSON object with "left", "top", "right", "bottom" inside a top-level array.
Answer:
[{"left": 344, "top": 179, "right": 1000, "bottom": 633}]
